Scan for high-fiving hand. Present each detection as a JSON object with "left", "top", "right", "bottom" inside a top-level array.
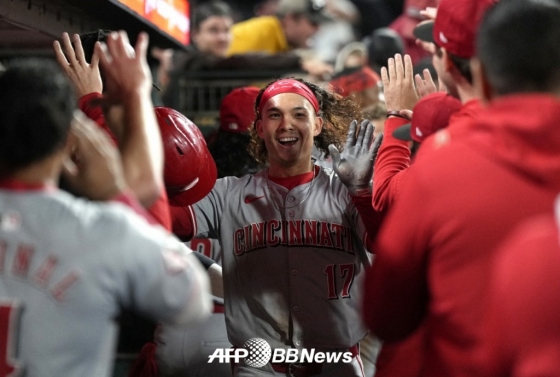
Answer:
[
  {"left": 53, "top": 32, "right": 103, "bottom": 97},
  {"left": 329, "top": 120, "right": 384, "bottom": 195}
]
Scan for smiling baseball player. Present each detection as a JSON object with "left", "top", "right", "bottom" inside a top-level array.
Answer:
[{"left": 169, "top": 77, "right": 384, "bottom": 377}]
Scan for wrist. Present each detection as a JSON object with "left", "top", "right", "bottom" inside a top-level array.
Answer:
[{"left": 386, "top": 110, "right": 410, "bottom": 120}]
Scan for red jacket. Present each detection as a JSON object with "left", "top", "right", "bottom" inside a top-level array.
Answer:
[
  {"left": 364, "top": 94, "right": 560, "bottom": 377},
  {"left": 481, "top": 209, "right": 560, "bottom": 377}
]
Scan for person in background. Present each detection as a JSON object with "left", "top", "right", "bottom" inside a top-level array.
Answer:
[
  {"left": 388, "top": 0, "right": 439, "bottom": 64},
  {"left": 208, "top": 86, "right": 262, "bottom": 178},
  {"left": 363, "top": 1, "right": 560, "bottom": 376},
  {"left": 227, "top": 0, "right": 330, "bottom": 55},
  {"left": 481, "top": 196, "right": 560, "bottom": 377},
  {"left": 162, "top": 1, "right": 333, "bottom": 109}
]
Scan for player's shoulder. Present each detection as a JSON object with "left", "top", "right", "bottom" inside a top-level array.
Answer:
[
  {"left": 48, "top": 190, "right": 167, "bottom": 244},
  {"left": 211, "top": 173, "right": 254, "bottom": 193}
]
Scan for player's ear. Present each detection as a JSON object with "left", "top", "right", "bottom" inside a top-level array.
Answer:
[
  {"left": 312, "top": 115, "right": 323, "bottom": 137},
  {"left": 471, "top": 57, "right": 494, "bottom": 103},
  {"left": 442, "top": 48, "right": 454, "bottom": 73}
]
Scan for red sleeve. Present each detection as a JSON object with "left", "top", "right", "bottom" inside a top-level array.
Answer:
[
  {"left": 78, "top": 92, "right": 118, "bottom": 145},
  {"left": 350, "top": 193, "right": 386, "bottom": 251},
  {"left": 169, "top": 205, "right": 197, "bottom": 242},
  {"left": 363, "top": 167, "right": 430, "bottom": 341},
  {"left": 111, "top": 191, "right": 158, "bottom": 226},
  {"left": 147, "top": 190, "right": 172, "bottom": 231},
  {"left": 372, "top": 117, "right": 411, "bottom": 212}
]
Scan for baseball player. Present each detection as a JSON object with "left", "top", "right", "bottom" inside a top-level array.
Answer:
[
  {"left": 166, "top": 77, "right": 384, "bottom": 377},
  {"left": 0, "top": 40, "right": 211, "bottom": 377}
]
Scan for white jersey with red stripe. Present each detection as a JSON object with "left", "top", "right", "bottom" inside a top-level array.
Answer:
[
  {"left": 0, "top": 188, "right": 210, "bottom": 377},
  {"left": 192, "top": 167, "right": 370, "bottom": 351}
]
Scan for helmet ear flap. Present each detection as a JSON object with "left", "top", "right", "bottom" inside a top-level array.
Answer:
[{"left": 155, "top": 107, "right": 217, "bottom": 206}]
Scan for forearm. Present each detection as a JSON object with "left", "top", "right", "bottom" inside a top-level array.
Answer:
[
  {"left": 120, "top": 91, "right": 164, "bottom": 208},
  {"left": 372, "top": 117, "right": 411, "bottom": 211},
  {"left": 351, "top": 193, "right": 386, "bottom": 247},
  {"left": 79, "top": 93, "right": 118, "bottom": 145}
]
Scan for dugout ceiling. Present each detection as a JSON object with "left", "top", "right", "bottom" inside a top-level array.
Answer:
[{"left": 0, "top": 0, "right": 190, "bottom": 57}]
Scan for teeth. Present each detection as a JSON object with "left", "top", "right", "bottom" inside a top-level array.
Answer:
[{"left": 279, "top": 137, "right": 297, "bottom": 142}]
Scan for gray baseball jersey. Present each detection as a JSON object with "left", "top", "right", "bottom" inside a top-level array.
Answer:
[
  {"left": 0, "top": 187, "right": 210, "bottom": 377},
  {"left": 192, "top": 167, "right": 370, "bottom": 351}
]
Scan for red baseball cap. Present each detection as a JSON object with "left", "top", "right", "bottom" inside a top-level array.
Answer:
[
  {"left": 413, "top": 0, "right": 497, "bottom": 59},
  {"left": 329, "top": 66, "right": 381, "bottom": 97},
  {"left": 393, "top": 92, "right": 461, "bottom": 143},
  {"left": 219, "top": 87, "right": 260, "bottom": 133}
]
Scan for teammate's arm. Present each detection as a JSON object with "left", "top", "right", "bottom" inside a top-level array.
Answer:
[
  {"left": 95, "top": 31, "right": 163, "bottom": 209},
  {"left": 373, "top": 54, "right": 415, "bottom": 212},
  {"left": 54, "top": 31, "right": 163, "bottom": 209}
]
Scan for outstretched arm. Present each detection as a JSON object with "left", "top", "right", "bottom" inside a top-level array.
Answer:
[
  {"left": 54, "top": 31, "right": 163, "bottom": 209},
  {"left": 329, "top": 120, "right": 386, "bottom": 243},
  {"left": 372, "top": 54, "right": 416, "bottom": 212},
  {"left": 95, "top": 31, "right": 163, "bottom": 208}
]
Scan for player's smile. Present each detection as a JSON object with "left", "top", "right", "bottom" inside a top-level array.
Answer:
[{"left": 277, "top": 136, "right": 299, "bottom": 147}]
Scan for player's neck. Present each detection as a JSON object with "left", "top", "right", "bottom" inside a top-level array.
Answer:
[
  {"left": 5, "top": 154, "right": 62, "bottom": 187},
  {"left": 268, "top": 161, "right": 314, "bottom": 178}
]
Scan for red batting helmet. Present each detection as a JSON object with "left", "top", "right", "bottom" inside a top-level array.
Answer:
[{"left": 155, "top": 107, "right": 217, "bottom": 207}]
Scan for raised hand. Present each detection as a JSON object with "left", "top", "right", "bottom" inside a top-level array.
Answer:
[
  {"left": 95, "top": 31, "right": 153, "bottom": 103},
  {"left": 328, "top": 120, "right": 384, "bottom": 195},
  {"left": 381, "top": 54, "right": 419, "bottom": 113},
  {"left": 414, "top": 68, "right": 439, "bottom": 98},
  {"left": 53, "top": 32, "right": 103, "bottom": 97}
]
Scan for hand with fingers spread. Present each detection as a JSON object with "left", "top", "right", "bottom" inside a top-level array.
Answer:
[
  {"left": 381, "top": 54, "right": 419, "bottom": 114},
  {"left": 415, "top": 68, "right": 439, "bottom": 98},
  {"left": 62, "top": 111, "right": 127, "bottom": 201},
  {"left": 328, "top": 120, "right": 384, "bottom": 195},
  {"left": 95, "top": 31, "right": 153, "bottom": 103},
  {"left": 53, "top": 32, "right": 103, "bottom": 97}
]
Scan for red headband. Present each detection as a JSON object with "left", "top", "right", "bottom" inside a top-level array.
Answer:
[{"left": 257, "top": 79, "right": 320, "bottom": 115}]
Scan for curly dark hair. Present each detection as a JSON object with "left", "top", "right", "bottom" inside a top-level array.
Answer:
[
  {"left": 248, "top": 77, "right": 363, "bottom": 165},
  {"left": 208, "top": 131, "right": 260, "bottom": 178}
]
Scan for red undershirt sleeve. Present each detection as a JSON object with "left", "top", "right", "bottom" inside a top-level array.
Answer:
[
  {"left": 350, "top": 193, "right": 386, "bottom": 252},
  {"left": 372, "top": 117, "right": 411, "bottom": 212}
]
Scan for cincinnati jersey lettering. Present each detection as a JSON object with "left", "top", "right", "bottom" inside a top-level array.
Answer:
[{"left": 233, "top": 219, "right": 354, "bottom": 255}]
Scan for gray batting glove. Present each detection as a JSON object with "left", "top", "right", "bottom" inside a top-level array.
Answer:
[{"left": 328, "top": 120, "right": 384, "bottom": 195}]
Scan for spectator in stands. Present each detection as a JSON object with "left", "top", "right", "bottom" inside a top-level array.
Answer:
[
  {"left": 311, "top": 0, "right": 361, "bottom": 64},
  {"left": 363, "top": 1, "right": 560, "bottom": 377},
  {"left": 365, "top": 27, "right": 405, "bottom": 74},
  {"left": 163, "top": 1, "right": 332, "bottom": 109},
  {"left": 334, "top": 41, "right": 368, "bottom": 72},
  {"left": 227, "top": 0, "right": 330, "bottom": 55}
]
